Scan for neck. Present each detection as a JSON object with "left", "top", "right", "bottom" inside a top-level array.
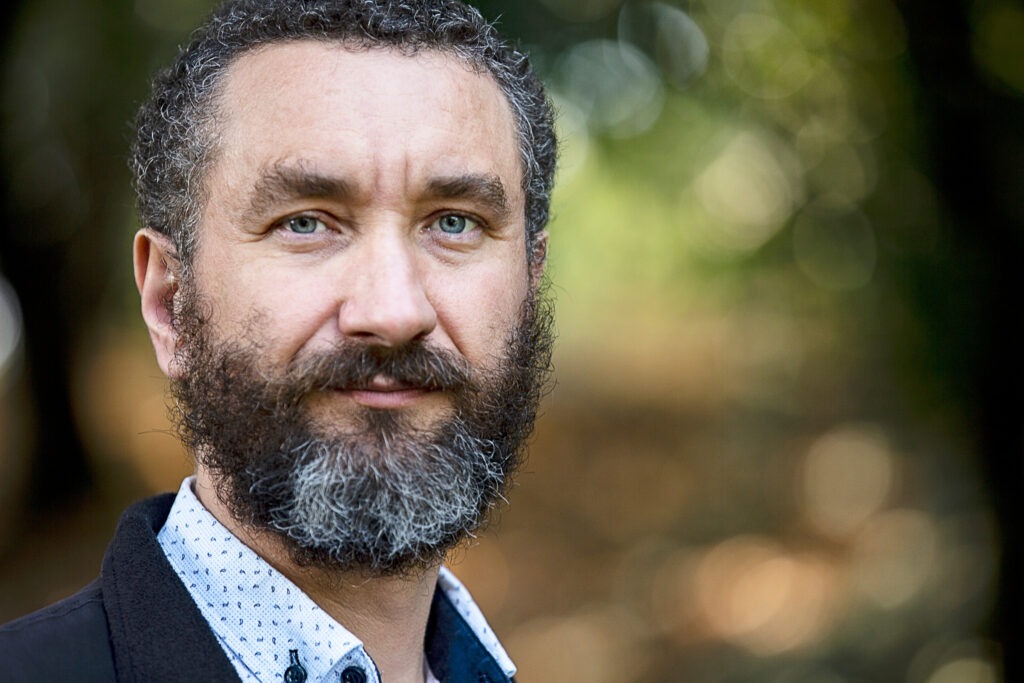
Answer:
[{"left": 193, "top": 473, "right": 437, "bottom": 683}]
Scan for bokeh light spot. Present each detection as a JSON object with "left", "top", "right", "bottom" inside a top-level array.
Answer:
[
  {"left": 926, "top": 657, "right": 999, "bottom": 683},
  {"left": 556, "top": 39, "right": 665, "bottom": 138},
  {"left": 550, "top": 93, "right": 592, "bottom": 186},
  {"left": 971, "top": 0, "right": 1024, "bottom": 95},
  {"left": 695, "top": 536, "right": 837, "bottom": 654},
  {"left": 792, "top": 197, "right": 877, "bottom": 290},
  {"left": 806, "top": 141, "right": 877, "bottom": 204},
  {"left": 506, "top": 606, "right": 649, "bottom": 683},
  {"left": 618, "top": 2, "right": 709, "bottom": 88},
  {"left": 0, "top": 275, "right": 23, "bottom": 387},
  {"left": 649, "top": 547, "right": 700, "bottom": 637},
  {"left": 690, "top": 131, "right": 802, "bottom": 255},
  {"left": 802, "top": 424, "right": 894, "bottom": 538},
  {"left": 723, "top": 13, "right": 820, "bottom": 99},
  {"left": 851, "top": 508, "right": 939, "bottom": 608}
]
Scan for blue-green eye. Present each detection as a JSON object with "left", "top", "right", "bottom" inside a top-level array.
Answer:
[
  {"left": 286, "top": 216, "right": 325, "bottom": 234},
  {"left": 435, "top": 214, "right": 479, "bottom": 234}
]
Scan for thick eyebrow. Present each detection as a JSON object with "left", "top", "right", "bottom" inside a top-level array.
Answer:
[
  {"left": 241, "top": 163, "right": 512, "bottom": 225},
  {"left": 423, "top": 174, "right": 512, "bottom": 224},
  {"left": 242, "top": 162, "right": 355, "bottom": 224}
]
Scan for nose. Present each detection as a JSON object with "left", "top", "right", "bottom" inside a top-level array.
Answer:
[{"left": 336, "top": 233, "right": 437, "bottom": 346}]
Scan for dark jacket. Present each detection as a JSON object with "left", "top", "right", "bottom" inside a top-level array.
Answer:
[{"left": 0, "top": 495, "right": 513, "bottom": 682}]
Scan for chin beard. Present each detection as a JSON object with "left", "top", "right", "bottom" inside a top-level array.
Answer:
[{"left": 168, "top": 282, "right": 554, "bottom": 576}]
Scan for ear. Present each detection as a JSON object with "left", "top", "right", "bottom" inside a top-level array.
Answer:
[
  {"left": 134, "top": 228, "right": 182, "bottom": 378},
  {"left": 530, "top": 230, "right": 548, "bottom": 284}
]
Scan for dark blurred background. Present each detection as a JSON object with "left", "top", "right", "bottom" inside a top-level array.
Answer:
[{"left": 1, "top": 1, "right": 1021, "bottom": 681}]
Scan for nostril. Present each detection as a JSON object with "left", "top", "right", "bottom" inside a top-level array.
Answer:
[{"left": 336, "top": 300, "right": 437, "bottom": 347}]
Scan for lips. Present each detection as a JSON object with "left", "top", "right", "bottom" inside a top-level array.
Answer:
[
  {"left": 333, "top": 374, "right": 440, "bottom": 409},
  {"left": 365, "top": 375, "right": 418, "bottom": 391}
]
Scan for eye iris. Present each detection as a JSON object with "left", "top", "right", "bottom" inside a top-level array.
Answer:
[
  {"left": 439, "top": 215, "right": 467, "bottom": 234},
  {"left": 290, "top": 217, "right": 318, "bottom": 233}
]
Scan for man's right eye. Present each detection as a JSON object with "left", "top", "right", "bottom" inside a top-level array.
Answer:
[{"left": 284, "top": 215, "right": 326, "bottom": 234}]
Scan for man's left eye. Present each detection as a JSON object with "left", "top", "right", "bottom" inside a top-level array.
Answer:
[
  {"left": 285, "top": 216, "right": 326, "bottom": 234},
  {"left": 434, "top": 214, "right": 479, "bottom": 235}
]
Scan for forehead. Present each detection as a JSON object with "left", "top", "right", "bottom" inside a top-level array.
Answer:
[{"left": 209, "top": 41, "right": 522, "bottom": 207}]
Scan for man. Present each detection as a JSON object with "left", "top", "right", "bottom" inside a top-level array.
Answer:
[{"left": 0, "top": 0, "right": 556, "bottom": 680}]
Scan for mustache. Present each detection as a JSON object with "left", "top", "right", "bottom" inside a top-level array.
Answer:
[{"left": 277, "top": 339, "right": 476, "bottom": 397}]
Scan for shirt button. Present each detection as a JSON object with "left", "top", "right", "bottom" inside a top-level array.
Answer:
[
  {"left": 284, "top": 649, "right": 307, "bottom": 683},
  {"left": 340, "top": 666, "right": 368, "bottom": 683}
]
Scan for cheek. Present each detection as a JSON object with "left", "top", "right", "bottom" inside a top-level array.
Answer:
[
  {"left": 195, "top": 258, "right": 338, "bottom": 360},
  {"left": 432, "top": 257, "right": 530, "bottom": 366}
]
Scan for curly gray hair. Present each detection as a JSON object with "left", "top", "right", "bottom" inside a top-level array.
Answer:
[{"left": 130, "top": 0, "right": 556, "bottom": 272}]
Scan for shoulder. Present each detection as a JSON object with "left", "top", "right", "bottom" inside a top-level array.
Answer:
[{"left": 0, "top": 578, "right": 116, "bottom": 680}]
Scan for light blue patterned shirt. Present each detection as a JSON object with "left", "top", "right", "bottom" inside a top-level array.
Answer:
[{"left": 156, "top": 477, "right": 516, "bottom": 682}]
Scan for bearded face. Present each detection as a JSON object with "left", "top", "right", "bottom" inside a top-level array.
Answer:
[
  {"left": 136, "top": 44, "right": 556, "bottom": 577},
  {"left": 168, "top": 279, "right": 553, "bottom": 576}
]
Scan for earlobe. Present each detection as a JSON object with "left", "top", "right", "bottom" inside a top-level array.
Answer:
[
  {"left": 134, "top": 228, "right": 181, "bottom": 378},
  {"left": 530, "top": 230, "right": 549, "bottom": 283}
]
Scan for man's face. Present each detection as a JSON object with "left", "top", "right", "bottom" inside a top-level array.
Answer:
[
  {"left": 191, "top": 42, "right": 532, "bottom": 423},
  {"left": 156, "top": 42, "right": 551, "bottom": 574}
]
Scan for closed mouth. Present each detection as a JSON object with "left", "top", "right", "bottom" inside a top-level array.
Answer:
[{"left": 331, "top": 375, "right": 441, "bottom": 408}]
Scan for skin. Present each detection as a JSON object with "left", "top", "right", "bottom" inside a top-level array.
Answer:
[{"left": 134, "top": 42, "right": 545, "bottom": 683}]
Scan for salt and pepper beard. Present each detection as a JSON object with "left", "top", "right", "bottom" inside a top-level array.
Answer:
[{"left": 168, "top": 278, "right": 553, "bottom": 577}]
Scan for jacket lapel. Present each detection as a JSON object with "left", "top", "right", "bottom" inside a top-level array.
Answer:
[{"left": 101, "top": 495, "right": 240, "bottom": 682}]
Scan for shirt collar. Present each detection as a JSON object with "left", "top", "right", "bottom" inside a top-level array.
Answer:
[{"left": 157, "top": 477, "right": 515, "bottom": 682}]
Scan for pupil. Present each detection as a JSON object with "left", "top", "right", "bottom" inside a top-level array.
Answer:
[
  {"left": 293, "top": 217, "right": 315, "bottom": 233},
  {"left": 441, "top": 216, "right": 465, "bottom": 233}
]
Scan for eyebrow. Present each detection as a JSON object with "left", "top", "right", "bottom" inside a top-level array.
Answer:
[
  {"left": 241, "top": 163, "right": 513, "bottom": 225},
  {"left": 423, "top": 174, "right": 512, "bottom": 224},
  {"left": 243, "top": 162, "right": 355, "bottom": 224}
]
